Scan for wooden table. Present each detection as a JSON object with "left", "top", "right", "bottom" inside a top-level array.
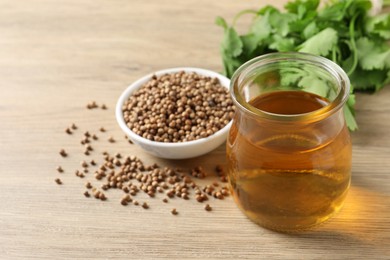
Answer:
[{"left": 1, "top": 0, "right": 389, "bottom": 259}]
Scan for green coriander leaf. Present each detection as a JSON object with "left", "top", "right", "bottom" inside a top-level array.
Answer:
[
  {"left": 318, "top": 0, "right": 351, "bottom": 21},
  {"left": 346, "top": 0, "right": 372, "bottom": 17},
  {"left": 280, "top": 67, "right": 304, "bottom": 87},
  {"left": 222, "top": 56, "right": 243, "bottom": 78},
  {"left": 269, "top": 11, "right": 297, "bottom": 36},
  {"left": 349, "top": 66, "right": 388, "bottom": 91},
  {"left": 341, "top": 54, "right": 354, "bottom": 74},
  {"left": 298, "top": 75, "right": 329, "bottom": 97},
  {"left": 297, "top": 27, "right": 338, "bottom": 56},
  {"left": 250, "top": 10, "right": 272, "bottom": 43},
  {"left": 286, "top": 0, "right": 318, "bottom": 33},
  {"left": 365, "top": 14, "right": 390, "bottom": 40},
  {"left": 215, "top": 16, "right": 228, "bottom": 29},
  {"left": 240, "top": 34, "right": 260, "bottom": 56},
  {"left": 215, "top": 0, "right": 390, "bottom": 131},
  {"left": 302, "top": 21, "right": 319, "bottom": 39},
  {"left": 285, "top": 0, "right": 319, "bottom": 17},
  {"left": 347, "top": 90, "right": 355, "bottom": 109},
  {"left": 269, "top": 35, "right": 296, "bottom": 52},
  {"left": 356, "top": 37, "right": 390, "bottom": 70},
  {"left": 344, "top": 104, "right": 358, "bottom": 131},
  {"left": 221, "top": 27, "right": 243, "bottom": 58},
  {"left": 257, "top": 5, "right": 279, "bottom": 15}
]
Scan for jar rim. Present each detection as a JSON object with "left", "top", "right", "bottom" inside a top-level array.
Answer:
[{"left": 230, "top": 52, "right": 350, "bottom": 122}]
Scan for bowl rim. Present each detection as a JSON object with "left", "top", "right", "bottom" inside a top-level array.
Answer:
[{"left": 115, "top": 67, "right": 232, "bottom": 148}]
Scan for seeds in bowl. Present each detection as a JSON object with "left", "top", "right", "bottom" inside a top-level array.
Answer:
[{"left": 122, "top": 71, "right": 235, "bottom": 143}]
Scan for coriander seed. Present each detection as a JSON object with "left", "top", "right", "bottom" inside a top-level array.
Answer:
[{"left": 59, "top": 149, "right": 67, "bottom": 157}]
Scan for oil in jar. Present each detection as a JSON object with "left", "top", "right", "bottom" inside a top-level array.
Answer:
[{"left": 227, "top": 91, "right": 352, "bottom": 231}]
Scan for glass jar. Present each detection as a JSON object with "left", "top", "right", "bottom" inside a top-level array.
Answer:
[{"left": 227, "top": 53, "right": 352, "bottom": 232}]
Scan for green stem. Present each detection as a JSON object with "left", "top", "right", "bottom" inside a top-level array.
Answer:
[
  {"left": 332, "top": 46, "right": 337, "bottom": 63},
  {"left": 347, "top": 14, "right": 358, "bottom": 76},
  {"left": 232, "top": 9, "right": 257, "bottom": 27}
]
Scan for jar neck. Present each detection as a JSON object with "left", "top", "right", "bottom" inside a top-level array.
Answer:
[{"left": 230, "top": 52, "right": 350, "bottom": 124}]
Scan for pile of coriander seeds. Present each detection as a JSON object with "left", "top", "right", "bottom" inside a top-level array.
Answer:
[
  {"left": 55, "top": 101, "right": 230, "bottom": 216},
  {"left": 122, "top": 71, "right": 235, "bottom": 142}
]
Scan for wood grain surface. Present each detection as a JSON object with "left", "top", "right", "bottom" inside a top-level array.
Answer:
[{"left": 0, "top": 0, "right": 389, "bottom": 259}]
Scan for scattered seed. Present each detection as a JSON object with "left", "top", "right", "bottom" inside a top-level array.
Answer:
[
  {"left": 59, "top": 149, "right": 67, "bottom": 157},
  {"left": 122, "top": 194, "right": 131, "bottom": 202},
  {"left": 93, "top": 191, "right": 100, "bottom": 199},
  {"left": 216, "top": 192, "right": 223, "bottom": 200},
  {"left": 57, "top": 116, "right": 230, "bottom": 216},
  {"left": 221, "top": 188, "right": 230, "bottom": 196},
  {"left": 85, "top": 144, "right": 92, "bottom": 151},
  {"left": 205, "top": 204, "right": 212, "bottom": 211},
  {"left": 65, "top": 128, "right": 72, "bottom": 134},
  {"left": 87, "top": 101, "right": 99, "bottom": 109},
  {"left": 81, "top": 161, "right": 88, "bottom": 168},
  {"left": 220, "top": 176, "right": 228, "bottom": 182},
  {"left": 101, "top": 104, "right": 107, "bottom": 110},
  {"left": 99, "top": 193, "right": 107, "bottom": 201},
  {"left": 215, "top": 165, "right": 223, "bottom": 173}
]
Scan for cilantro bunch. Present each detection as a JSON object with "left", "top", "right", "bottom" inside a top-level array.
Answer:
[{"left": 216, "top": 0, "right": 390, "bottom": 131}]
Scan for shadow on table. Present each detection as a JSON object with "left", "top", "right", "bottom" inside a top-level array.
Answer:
[{"left": 282, "top": 185, "right": 390, "bottom": 255}]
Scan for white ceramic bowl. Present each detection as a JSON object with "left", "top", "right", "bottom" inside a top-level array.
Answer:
[{"left": 115, "top": 67, "right": 232, "bottom": 159}]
